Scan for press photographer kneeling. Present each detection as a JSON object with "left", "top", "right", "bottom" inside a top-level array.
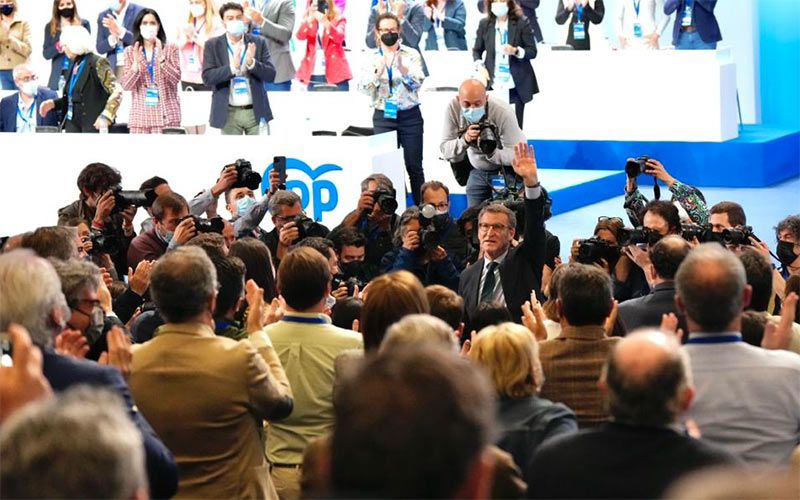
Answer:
[{"left": 441, "top": 79, "right": 526, "bottom": 208}]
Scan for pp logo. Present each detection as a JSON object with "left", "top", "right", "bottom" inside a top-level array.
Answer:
[{"left": 262, "top": 158, "right": 342, "bottom": 221}]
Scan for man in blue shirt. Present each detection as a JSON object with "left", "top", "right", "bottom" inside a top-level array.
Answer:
[{"left": 0, "top": 64, "right": 59, "bottom": 132}]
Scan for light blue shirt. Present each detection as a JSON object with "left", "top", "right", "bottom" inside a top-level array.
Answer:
[{"left": 15, "top": 95, "right": 36, "bottom": 133}]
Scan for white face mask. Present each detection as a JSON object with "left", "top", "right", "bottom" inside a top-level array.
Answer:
[
  {"left": 189, "top": 3, "right": 205, "bottom": 18},
  {"left": 20, "top": 79, "right": 38, "bottom": 97},
  {"left": 140, "top": 24, "right": 158, "bottom": 40}
]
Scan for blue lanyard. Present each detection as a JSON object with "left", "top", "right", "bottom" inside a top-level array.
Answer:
[
  {"left": 227, "top": 42, "right": 247, "bottom": 68},
  {"left": 16, "top": 98, "right": 35, "bottom": 125},
  {"left": 497, "top": 26, "right": 507, "bottom": 45},
  {"left": 282, "top": 314, "right": 327, "bottom": 324},
  {"left": 633, "top": 0, "right": 641, "bottom": 17},
  {"left": 214, "top": 320, "right": 234, "bottom": 330},
  {"left": 143, "top": 47, "right": 155, "bottom": 83},
  {"left": 378, "top": 46, "right": 396, "bottom": 95},
  {"left": 576, "top": 4, "right": 583, "bottom": 20},
  {"left": 67, "top": 58, "right": 86, "bottom": 100},
  {"left": 685, "top": 335, "right": 743, "bottom": 345}
]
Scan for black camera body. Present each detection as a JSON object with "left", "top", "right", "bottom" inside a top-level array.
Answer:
[
  {"left": 332, "top": 274, "right": 364, "bottom": 297},
  {"left": 460, "top": 119, "right": 501, "bottom": 156},
  {"left": 182, "top": 215, "right": 224, "bottom": 234},
  {"left": 576, "top": 237, "right": 621, "bottom": 266},
  {"left": 233, "top": 159, "right": 262, "bottom": 190},
  {"left": 317, "top": 0, "right": 328, "bottom": 12},
  {"left": 722, "top": 225, "right": 754, "bottom": 246},
  {"left": 625, "top": 155, "right": 650, "bottom": 178},
  {"left": 293, "top": 214, "right": 328, "bottom": 243},
  {"left": 88, "top": 231, "right": 124, "bottom": 255},
  {"left": 372, "top": 187, "right": 398, "bottom": 215},
  {"left": 417, "top": 204, "right": 445, "bottom": 253},
  {"left": 681, "top": 223, "right": 724, "bottom": 244},
  {"left": 618, "top": 226, "right": 663, "bottom": 246},
  {"left": 111, "top": 186, "right": 157, "bottom": 214}
]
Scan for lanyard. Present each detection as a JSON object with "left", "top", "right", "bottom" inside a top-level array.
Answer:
[
  {"left": 143, "top": 47, "right": 155, "bottom": 83},
  {"left": 214, "top": 320, "right": 234, "bottom": 330},
  {"left": 16, "top": 98, "right": 35, "bottom": 125},
  {"left": 379, "top": 46, "right": 397, "bottom": 95},
  {"left": 685, "top": 335, "right": 743, "bottom": 345},
  {"left": 227, "top": 41, "right": 247, "bottom": 68},
  {"left": 192, "top": 18, "right": 204, "bottom": 44},
  {"left": 67, "top": 58, "right": 86, "bottom": 100},
  {"left": 633, "top": 0, "right": 641, "bottom": 17},
  {"left": 282, "top": 315, "right": 327, "bottom": 324},
  {"left": 576, "top": 4, "right": 583, "bottom": 20}
]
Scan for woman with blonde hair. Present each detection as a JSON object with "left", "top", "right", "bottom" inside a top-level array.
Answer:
[{"left": 470, "top": 322, "right": 577, "bottom": 471}]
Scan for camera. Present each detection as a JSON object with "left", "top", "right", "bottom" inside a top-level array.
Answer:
[
  {"left": 625, "top": 155, "right": 650, "bottom": 178},
  {"left": 372, "top": 187, "right": 398, "bottom": 215},
  {"left": 576, "top": 237, "right": 621, "bottom": 266},
  {"left": 111, "top": 186, "right": 157, "bottom": 214},
  {"left": 417, "top": 204, "right": 446, "bottom": 253},
  {"left": 232, "top": 159, "right": 262, "bottom": 190},
  {"left": 722, "top": 225, "right": 754, "bottom": 246},
  {"left": 87, "top": 231, "right": 124, "bottom": 255},
  {"left": 618, "top": 226, "right": 663, "bottom": 246},
  {"left": 293, "top": 214, "right": 328, "bottom": 243},
  {"left": 461, "top": 120, "right": 501, "bottom": 156},
  {"left": 681, "top": 223, "right": 723, "bottom": 243},
  {"left": 181, "top": 215, "right": 224, "bottom": 234},
  {"left": 332, "top": 274, "right": 364, "bottom": 297}
]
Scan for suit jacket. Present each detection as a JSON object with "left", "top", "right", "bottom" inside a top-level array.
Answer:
[
  {"left": 0, "top": 87, "right": 59, "bottom": 132},
  {"left": 458, "top": 193, "right": 546, "bottom": 327},
  {"left": 95, "top": 3, "right": 144, "bottom": 70},
  {"left": 423, "top": 0, "right": 468, "bottom": 51},
  {"left": 555, "top": 0, "right": 605, "bottom": 51},
  {"left": 538, "top": 325, "right": 619, "bottom": 428},
  {"left": 526, "top": 422, "right": 736, "bottom": 499},
  {"left": 120, "top": 42, "right": 182, "bottom": 129},
  {"left": 478, "top": 0, "right": 542, "bottom": 43},
  {"left": 365, "top": 2, "right": 429, "bottom": 76},
  {"left": 42, "top": 19, "right": 92, "bottom": 90},
  {"left": 253, "top": 0, "right": 296, "bottom": 83},
  {"left": 202, "top": 33, "right": 276, "bottom": 129},
  {"left": 665, "top": 0, "right": 721, "bottom": 45},
  {"left": 618, "top": 281, "right": 687, "bottom": 335},
  {"left": 53, "top": 53, "right": 119, "bottom": 132},
  {"left": 296, "top": 16, "right": 353, "bottom": 84},
  {"left": 41, "top": 348, "right": 178, "bottom": 500},
  {"left": 130, "top": 322, "right": 292, "bottom": 499},
  {"left": 473, "top": 15, "right": 539, "bottom": 103}
]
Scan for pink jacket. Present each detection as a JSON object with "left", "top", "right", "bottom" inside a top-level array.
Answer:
[
  {"left": 295, "top": 17, "right": 352, "bottom": 85},
  {"left": 121, "top": 43, "right": 182, "bottom": 129}
]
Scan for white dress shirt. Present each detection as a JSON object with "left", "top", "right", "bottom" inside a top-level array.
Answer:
[
  {"left": 226, "top": 36, "right": 255, "bottom": 107},
  {"left": 492, "top": 18, "right": 526, "bottom": 92},
  {"left": 107, "top": 2, "right": 129, "bottom": 47},
  {"left": 616, "top": 0, "right": 670, "bottom": 49},
  {"left": 15, "top": 94, "right": 36, "bottom": 133}
]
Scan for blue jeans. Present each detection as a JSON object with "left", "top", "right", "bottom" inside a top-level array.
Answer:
[
  {"left": 465, "top": 166, "right": 521, "bottom": 208},
  {"left": 675, "top": 31, "right": 717, "bottom": 50},
  {"left": 0, "top": 70, "right": 15, "bottom": 90},
  {"left": 308, "top": 75, "right": 350, "bottom": 91},
  {"left": 264, "top": 81, "right": 292, "bottom": 91}
]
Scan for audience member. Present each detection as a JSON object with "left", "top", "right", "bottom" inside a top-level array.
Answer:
[
  {"left": 380, "top": 313, "right": 458, "bottom": 353},
  {"left": 246, "top": 0, "right": 296, "bottom": 91},
  {"left": 478, "top": 0, "right": 543, "bottom": 42},
  {"left": 295, "top": 237, "right": 341, "bottom": 294},
  {"left": 527, "top": 330, "right": 735, "bottom": 499},
  {"left": 296, "top": 0, "right": 352, "bottom": 91},
  {"left": 0, "top": 0, "right": 30, "bottom": 90},
  {"left": 185, "top": 230, "right": 228, "bottom": 259},
  {"left": 538, "top": 263, "right": 620, "bottom": 427},
  {"left": 127, "top": 192, "right": 194, "bottom": 269},
  {"left": 203, "top": 1, "right": 276, "bottom": 135},
  {"left": 470, "top": 300, "right": 513, "bottom": 335},
  {"left": 130, "top": 246, "right": 291, "bottom": 498},
  {"left": 120, "top": 8, "right": 182, "bottom": 134},
  {"left": 96, "top": 0, "right": 144, "bottom": 78},
  {"left": 229, "top": 236, "right": 279, "bottom": 301},
  {"left": 440, "top": 79, "right": 526, "bottom": 207},
  {"left": 264, "top": 247, "right": 362, "bottom": 500},
  {"left": 330, "top": 296, "right": 363, "bottom": 331},
  {"left": 675, "top": 243, "right": 800, "bottom": 464},
  {"left": 615, "top": 0, "right": 668, "bottom": 49},
  {"left": 426, "top": 283, "right": 465, "bottom": 337},
  {"left": 422, "top": 0, "right": 467, "bottom": 51},
  {"left": 470, "top": 322, "right": 578, "bottom": 471},
  {"left": 365, "top": 0, "right": 428, "bottom": 75},
  {"left": 775, "top": 214, "right": 800, "bottom": 277},
  {"left": 360, "top": 270, "right": 430, "bottom": 351},
  {"left": 43, "top": 0, "right": 91, "bottom": 91},
  {"left": 176, "top": 0, "right": 223, "bottom": 92},
  {"left": 20, "top": 225, "right": 82, "bottom": 260},
  {"left": 474, "top": 0, "right": 538, "bottom": 129},
  {"left": 540, "top": 263, "right": 566, "bottom": 339},
  {"left": 555, "top": 0, "right": 605, "bottom": 50},
  {"left": 0, "top": 63, "right": 59, "bottom": 132},
  {"left": 665, "top": 0, "right": 720, "bottom": 50}
]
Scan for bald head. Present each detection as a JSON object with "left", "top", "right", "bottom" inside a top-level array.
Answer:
[
  {"left": 458, "top": 79, "right": 487, "bottom": 109},
  {"left": 649, "top": 235, "right": 690, "bottom": 281},
  {"left": 604, "top": 329, "right": 692, "bottom": 426}
]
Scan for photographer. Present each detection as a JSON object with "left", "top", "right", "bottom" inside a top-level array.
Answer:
[
  {"left": 265, "top": 190, "right": 329, "bottom": 268},
  {"left": 127, "top": 193, "right": 194, "bottom": 269},
  {"left": 622, "top": 200, "right": 682, "bottom": 284},
  {"left": 440, "top": 79, "right": 526, "bottom": 208},
  {"left": 338, "top": 173, "right": 400, "bottom": 278},
  {"left": 380, "top": 206, "right": 460, "bottom": 291},
  {"left": 421, "top": 180, "right": 469, "bottom": 271},
  {"left": 57, "top": 163, "right": 137, "bottom": 276},
  {"left": 329, "top": 226, "right": 372, "bottom": 289}
]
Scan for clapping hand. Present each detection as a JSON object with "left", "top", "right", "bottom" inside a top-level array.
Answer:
[
  {"left": 244, "top": 42, "right": 256, "bottom": 69},
  {"left": 762, "top": 292, "right": 798, "bottom": 351},
  {"left": 511, "top": 142, "right": 539, "bottom": 187},
  {"left": 98, "top": 326, "right": 133, "bottom": 381},
  {"left": 102, "top": 14, "right": 122, "bottom": 38},
  {"left": 127, "top": 260, "right": 154, "bottom": 297},
  {"left": 660, "top": 312, "right": 684, "bottom": 341},
  {"left": 0, "top": 325, "right": 52, "bottom": 423}
]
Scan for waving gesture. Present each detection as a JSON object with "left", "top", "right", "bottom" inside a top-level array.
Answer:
[{"left": 511, "top": 142, "right": 539, "bottom": 187}]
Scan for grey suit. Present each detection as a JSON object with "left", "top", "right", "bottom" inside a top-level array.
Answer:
[
  {"left": 252, "top": 0, "right": 296, "bottom": 83},
  {"left": 365, "top": 1, "right": 429, "bottom": 76}
]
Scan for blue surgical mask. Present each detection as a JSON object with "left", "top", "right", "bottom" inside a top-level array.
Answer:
[
  {"left": 462, "top": 106, "right": 486, "bottom": 123},
  {"left": 236, "top": 195, "right": 256, "bottom": 216},
  {"left": 226, "top": 19, "right": 245, "bottom": 36},
  {"left": 108, "top": 0, "right": 122, "bottom": 12},
  {"left": 491, "top": 2, "right": 509, "bottom": 17},
  {"left": 157, "top": 226, "right": 174, "bottom": 244}
]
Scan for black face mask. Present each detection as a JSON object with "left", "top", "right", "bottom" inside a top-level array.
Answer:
[
  {"left": 380, "top": 32, "right": 399, "bottom": 47},
  {"left": 777, "top": 241, "right": 798, "bottom": 267},
  {"left": 340, "top": 260, "right": 365, "bottom": 279},
  {"left": 58, "top": 7, "right": 75, "bottom": 18},
  {"left": 0, "top": 4, "right": 13, "bottom": 15}
]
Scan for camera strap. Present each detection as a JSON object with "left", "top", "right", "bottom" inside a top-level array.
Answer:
[{"left": 652, "top": 177, "right": 661, "bottom": 200}]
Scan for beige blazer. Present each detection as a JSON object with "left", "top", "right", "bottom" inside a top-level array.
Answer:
[{"left": 0, "top": 18, "right": 32, "bottom": 70}]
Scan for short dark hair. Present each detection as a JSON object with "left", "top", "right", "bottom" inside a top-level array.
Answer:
[
  {"left": 426, "top": 285, "right": 464, "bottom": 330},
  {"left": 557, "top": 263, "right": 613, "bottom": 326},
  {"left": 642, "top": 200, "right": 681, "bottom": 234},
  {"left": 211, "top": 256, "right": 246, "bottom": 318},
  {"left": 20, "top": 227, "right": 78, "bottom": 261},
  {"left": 330, "top": 297, "right": 363, "bottom": 331},
  {"left": 332, "top": 346, "right": 494, "bottom": 498},
  {"left": 293, "top": 237, "right": 335, "bottom": 261},
  {"left": 374, "top": 12, "right": 400, "bottom": 33},
  {"left": 229, "top": 238, "right": 278, "bottom": 302},
  {"left": 649, "top": 235, "right": 690, "bottom": 280},
  {"left": 150, "top": 247, "right": 217, "bottom": 323},
  {"left": 139, "top": 176, "right": 168, "bottom": 191},
  {"left": 738, "top": 248, "right": 773, "bottom": 312},
  {"left": 277, "top": 247, "right": 331, "bottom": 311},
  {"left": 184, "top": 233, "right": 227, "bottom": 261},
  {"left": 471, "top": 301, "right": 513, "bottom": 333},
  {"left": 152, "top": 193, "right": 188, "bottom": 221},
  {"left": 76, "top": 163, "right": 121, "bottom": 195},
  {"left": 219, "top": 1, "right": 244, "bottom": 18},
  {"left": 329, "top": 226, "right": 366, "bottom": 254},
  {"left": 740, "top": 310, "right": 767, "bottom": 347},
  {"left": 710, "top": 201, "right": 747, "bottom": 227},
  {"left": 420, "top": 180, "right": 450, "bottom": 199},
  {"left": 775, "top": 215, "right": 800, "bottom": 241}
]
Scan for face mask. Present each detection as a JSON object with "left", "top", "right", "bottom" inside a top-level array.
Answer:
[
  {"left": 157, "top": 225, "right": 174, "bottom": 244},
  {"left": 0, "top": 4, "right": 13, "bottom": 15},
  {"left": 491, "top": 2, "right": 509, "bottom": 18},
  {"left": 433, "top": 213, "right": 450, "bottom": 229},
  {"left": 462, "top": 106, "right": 485, "bottom": 124},
  {"left": 108, "top": 0, "right": 121, "bottom": 12},
  {"left": 325, "top": 294, "right": 336, "bottom": 309},
  {"left": 58, "top": 7, "right": 75, "bottom": 18},
  {"left": 226, "top": 19, "right": 245, "bottom": 36},
  {"left": 340, "top": 260, "right": 364, "bottom": 279},
  {"left": 72, "top": 306, "right": 104, "bottom": 345},
  {"left": 140, "top": 24, "right": 158, "bottom": 41},
  {"left": 777, "top": 241, "right": 798, "bottom": 267},
  {"left": 380, "top": 32, "right": 399, "bottom": 47},
  {"left": 236, "top": 195, "right": 256, "bottom": 216},
  {"left": 189, "top": 3, "right": 205, "bottom": 17},
  {"left": 20, "top": 80, "right": 38, "bottom": 97}
]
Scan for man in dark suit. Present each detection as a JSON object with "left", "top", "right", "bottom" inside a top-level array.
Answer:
[
  {"left": 95, "top": 0, "right": 144, "bottom": 76},
  {"left": 478, "top": 0, "right": 543, "bottom": 43},
  {"left": 0, "top": 249, "right": 178, "bottom": 500},
  {"left": 618, "top": 235, "right": 690, "bottom": 335},
  {"left": 365, "top": 0, "right": 428, "bottom": 75},
  {"left": 0, "top": 64, "right": 59, "bottom": 132},
  {"left": 665, "top": 0, "right": 720, "bottom": 50},
  {"left": 526, "top": 330, "right": 735, "bottom": 499},
  {"left": 458, "top": 142, "right": 546, "bottom": 330},
  {"left": 203, "top": 2, "right": 276, "bottom": 135}
]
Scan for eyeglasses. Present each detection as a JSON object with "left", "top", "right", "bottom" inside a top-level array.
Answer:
[
  {"left": 275, "top": 213, "right": 304, "bottom": 223},
  {"left": 597, "top": 216, "right": 623, "bottom": 224},
  {"left": 430, "top": 202, "right": 449, "bottom": 211},
  {"left": 73, "top": 298, "right": 101, "bottom": 309},
  {"left": 478, "top": 222, "right": 508, "bottom": 233}
]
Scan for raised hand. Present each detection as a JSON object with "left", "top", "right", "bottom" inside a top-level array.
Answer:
[
  {"left": 98, "top": 326, "right": 132, "bottom": 381},
  {"left": 762, "top": 292, "right": 798, "bottom": 350},
  {"left": 128, "top": 260, "right": 153, "bottom": 297},
  {"left": 0, "top": 324, "right": 52, "bottom": 422},
  {"left": 511, "top": 142, "right": 539, "bottom": 187},
  {"left": 245, "top": 279, "right": 266, "bottom": 333},
  {"left": 660, "top": 312, "right": 684, "bottom": 342},
  {"left": 55, "top": 328, "right": 89, "bottom": 359}
]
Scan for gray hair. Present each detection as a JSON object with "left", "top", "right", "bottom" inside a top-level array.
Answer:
[
  {"left": 360, "top": 173, "right": 394, "bottom": 193},
  {"left": 0, "top": 386, "right": 147, "bottom": 499},
  {"left": 20, "top": 226, "right": 79, "bottom": 261},
  {"left": 380, "top": 314, "right": 459, "bottom": 354},
  {"left": 59, "top": 24, "right": 93, "bottom": 55},
  {"left": 50, "top": 258, "right": 101, "bottom": 305},
  {"left": 393, "top": 206, "right": 420, "bottom": 247},
  {"left": 268, "top": 189, "right": 301, "bottom": 216},
  {"left": 150, "top": 246, "right": 217, "bottom": 323},
  {"left": 12, "top": 62, "right": 34, "bottom": 80},
  {"left": 0, "top": 249, "right": 69, "bottom": 348},
  {"left": 675, "top": 243, "right": 747, "bottom": 332}
]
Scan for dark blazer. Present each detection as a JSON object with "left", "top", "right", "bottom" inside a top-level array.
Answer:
[
  {"left": 53, "top": 53, "right": 112, "bottom": 133},
  {"left": 526, "top": 422, "right": 736, "bottom": 499},
  {"left": 42, "top": 348, "right": 178, "bottom": 500},
  {"left": 458, "top": 194, "right": 546, "bottom": 326},
  {"left": 618, "top": 281, "right": 688, "bottom": 336},
  {"left": 0, "top": 87, "right": 59, "bottom": 132},
  {"left": 478, "top": 0, "right": 542, "bottom": 43},
  {"left": 95, "top": 3, "right": 144, "bottom": 71},
  {"left": 555, "top": 0, "right": 605, "bottom": 51},
  {"left": 473, "top": 15, "right": 539, "bottom": 103},
  {"left": 665, "top": 0, "right": 721, "bottom": 45},
  {"left": 423, "top": 0, "right": 468, "bottom": 51},
  {"left": 43, "top": 19, "right": 92, "bottom": 90},
  {"left": 365, "top": 2, "right": 429, "bottom": 75},
  {"left": 202, "top": 33, "right": 276, "bottom": 129}
]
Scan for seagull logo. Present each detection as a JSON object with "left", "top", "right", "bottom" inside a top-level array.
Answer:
[{"left": 264, "top": 158, "right": 342, "bottom": 221}]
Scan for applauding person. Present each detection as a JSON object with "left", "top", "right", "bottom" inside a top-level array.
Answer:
[
  {"left": 296, "top": 0, "right": 352, "bottom": 91},
  {"left": 43, "top": 0, "right": 91, "bottom": 91},
  {"left": 423, "top": 0, "right": 467, "bottom": 51},
  {"left": 121, "top": 9, "right": 181, "bottom": 134}
]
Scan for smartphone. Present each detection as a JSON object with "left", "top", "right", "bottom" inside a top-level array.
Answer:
[
  {"left": 273, "top": 156, "right": 287, "bottom": 187},
  {"left": 317, "top": 0, "right": 329, "bottom": 13},
  {"left": 0, "top": 331, "right": 12, "bottom": 367}
]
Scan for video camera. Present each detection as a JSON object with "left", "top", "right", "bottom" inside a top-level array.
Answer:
[
  {"left": 232, "top": 159, "right": 262, "bottom": 190},
  {"left": 181, "top": 215, "right": 225, "bottom": 234},
  {"left": 618, "top": 226, "right": 664, "bottom": 246},
  {"left": 372, "top": 187, "right": 398, "bottom": 215},
  {"left": 576, "top": 237, "right": 621, "bottom": 266},
  {"left": 111, "top": 186, "right": 157, "bottom": 214}
]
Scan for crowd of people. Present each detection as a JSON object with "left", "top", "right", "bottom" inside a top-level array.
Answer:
[{"left": 1, "top": 125, "right": 799, "bottom": 498}]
